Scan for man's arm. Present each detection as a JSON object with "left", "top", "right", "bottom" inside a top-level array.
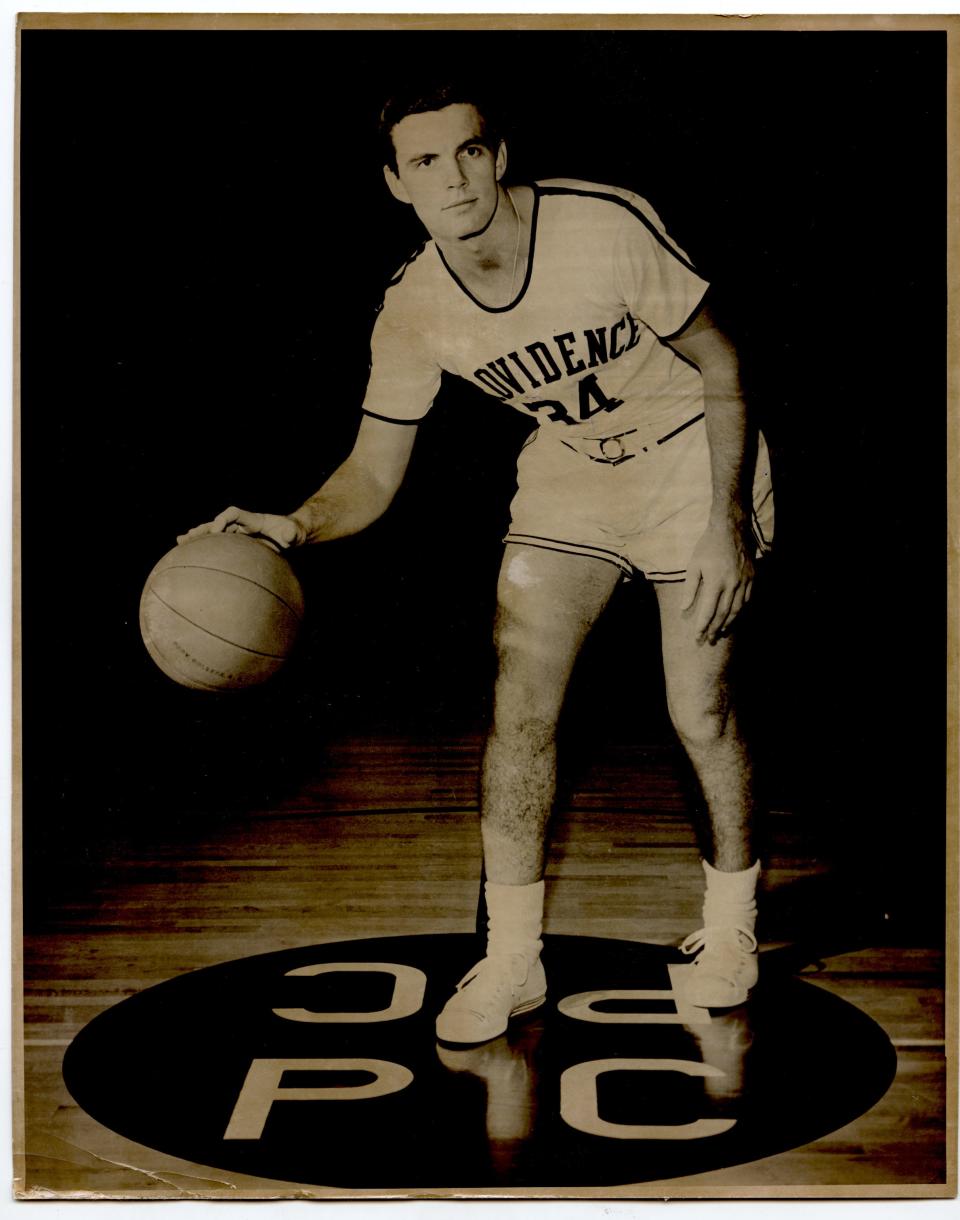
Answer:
[
  {"left": 665, "top": 305, "right": 756, "bottom": 645},
  {"left": 178, "top": 414, "right": 418, "bottom": 549},
  {"left": 288, "top": 414, "right": 418, "bottom": 543}
]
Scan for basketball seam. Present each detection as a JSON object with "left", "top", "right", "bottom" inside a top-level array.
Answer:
[
  {"left": 140, "top": 615, "right": 229, "bottom": 691},
  {"left": 147, "top": 587, "right": 290, "bottom": 660},
  {"left": 154, "top": 563, "right": 304, "bottom": 622}
]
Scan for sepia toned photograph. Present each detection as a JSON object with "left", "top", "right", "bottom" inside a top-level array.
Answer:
[{"left": 14, "top": 12, "right": 957, "bottom": 1200}]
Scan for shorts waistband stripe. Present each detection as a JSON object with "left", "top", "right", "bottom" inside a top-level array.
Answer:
[
  {"left": 555, "top": 413, "right": 705, "bottom": 463},
  {"left": 655, "top": 413, "right": 705, "bottom": 446}
]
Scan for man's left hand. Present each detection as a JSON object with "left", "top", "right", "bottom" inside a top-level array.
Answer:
[{"left": 681, "top": 519, "right": 755, "bottom": 645}]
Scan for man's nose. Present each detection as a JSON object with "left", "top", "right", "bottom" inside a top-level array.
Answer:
[{"left": 444, "top": 156, "right": 468, "bottom": 188}]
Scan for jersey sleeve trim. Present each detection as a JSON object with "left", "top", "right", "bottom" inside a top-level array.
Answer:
[
  {"left": 659, "top": 288, "right": 710, "bottom": 341},
  {"left": 537, "top": 184, "right": 700, "bottom": 275},
  {"left": 362, "top": 408, "right": 427, "bottom": 426},
  {"left": 382, "top": 241, "right": 429, "bottom": 293}
]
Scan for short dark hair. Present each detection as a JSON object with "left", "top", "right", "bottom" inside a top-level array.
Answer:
[{"left": 379, "top": 80, "right": 504, "bottom": 173}]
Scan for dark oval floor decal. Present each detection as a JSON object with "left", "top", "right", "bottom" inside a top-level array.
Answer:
[{"left": 62, "top": 934, "right": 896, "bottom": 1190}]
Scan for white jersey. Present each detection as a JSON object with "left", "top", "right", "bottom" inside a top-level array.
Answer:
[{"left": 362, "top": 179, "right": 710, "bottom": 442}]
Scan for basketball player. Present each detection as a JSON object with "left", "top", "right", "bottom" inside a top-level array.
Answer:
[{"left": 181, "top": 83, "right": 774, "bottom": 1044}]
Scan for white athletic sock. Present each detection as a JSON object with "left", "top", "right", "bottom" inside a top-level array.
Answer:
[
  {"left": 484, "top": 880, "right": 544, "bottom": 963},
  {"left": 701, "top": 859, "right": 760, "bottom": 938}
]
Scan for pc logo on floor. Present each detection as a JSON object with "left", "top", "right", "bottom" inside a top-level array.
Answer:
[{"left": 63, "top": 933, "right": 895, "bottom": 1190}]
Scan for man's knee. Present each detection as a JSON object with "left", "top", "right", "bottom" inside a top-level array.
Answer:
[
  {"left": 667, "top": 688, "right": 734, "bottom": 751},
  {"left": 491, "top": 547, "right": 614, "bottom": 727},
  {"left": 491, "top": 606, "right": 571, "bottom": 729}
]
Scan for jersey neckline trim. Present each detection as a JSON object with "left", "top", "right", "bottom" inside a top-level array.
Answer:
[{"left": 434, "top": 185, "right": 541, "bottom": 315}]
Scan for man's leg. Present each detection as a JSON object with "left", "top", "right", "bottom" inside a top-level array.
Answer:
[
  {"left": 654, "top": 580, "right": 760, "bottom": 1007},
  {"left": 437, "top": 544, "right": 621, "bottom": 1043},
  {"left": 482, "top": 546, "right": 621, "bottom": 883}
]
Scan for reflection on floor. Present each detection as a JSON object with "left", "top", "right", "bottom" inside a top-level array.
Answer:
[
  {"left": 19, "top": 734, "right": 949, "bottom": 1197},
  {"left": 436, "top": 994, "right": 758, "bottom": 1170}
]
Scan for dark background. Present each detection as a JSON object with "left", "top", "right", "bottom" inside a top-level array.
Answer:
[{"left": 20, "top": 29, "right": 946, "bottom": 931}]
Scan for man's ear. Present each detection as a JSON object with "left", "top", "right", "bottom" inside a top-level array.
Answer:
[
  {"left": 383, "top": 165, "right": 411, "bottom": 205},
  {"left": 494, "top": 140, "right": 508, "bottom": 183}
]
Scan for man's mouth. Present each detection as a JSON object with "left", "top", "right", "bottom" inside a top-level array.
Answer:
[{"left": 443, "top": 198, "right": 477, "bottom": 211}]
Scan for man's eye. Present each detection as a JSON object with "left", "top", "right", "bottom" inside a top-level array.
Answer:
[
  {"left": 461, "top": 145, "right": 483, "bottom": 158},
  {"left": 416, "top": 157, "right": 434, "bottom": 168}
]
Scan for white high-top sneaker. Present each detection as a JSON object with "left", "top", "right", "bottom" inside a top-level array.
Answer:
[
  {"left": 436, "top": 880, "right": 546, "bottom": 1044},
  {"left": 680, "top": 860, "right": 760, "bottom": 1008}
]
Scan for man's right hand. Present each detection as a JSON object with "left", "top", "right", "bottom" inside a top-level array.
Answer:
[{"left": 177, "top": 507, "right": 305, "bottom": 549}]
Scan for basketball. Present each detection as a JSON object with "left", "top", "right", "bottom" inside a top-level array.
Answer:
[{"left": 139, "top": 533, "right": 305, "bottom": 691}]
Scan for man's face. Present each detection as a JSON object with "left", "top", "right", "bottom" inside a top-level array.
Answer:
[{"left": 384, "top": 103, "right": 506, "bottom": 242}]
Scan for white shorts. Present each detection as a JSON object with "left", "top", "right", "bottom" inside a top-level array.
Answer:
[{"left": 504, "top": 413, "right": 774, "bottom": 581}]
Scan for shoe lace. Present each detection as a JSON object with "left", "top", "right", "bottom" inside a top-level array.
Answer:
[
  {"left": 681, "top": 923, "right": 758, "bottom": 957},
  {"left": 682, "top": 887, "right": 758, "bottom": 959},
  {"left": 453, "top": 955, "right": 526, "bottom": 1009}
]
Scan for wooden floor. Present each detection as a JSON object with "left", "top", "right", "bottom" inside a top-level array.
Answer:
[{"left": 17, "top": 734, "right": 952, "bottom": 1198}]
